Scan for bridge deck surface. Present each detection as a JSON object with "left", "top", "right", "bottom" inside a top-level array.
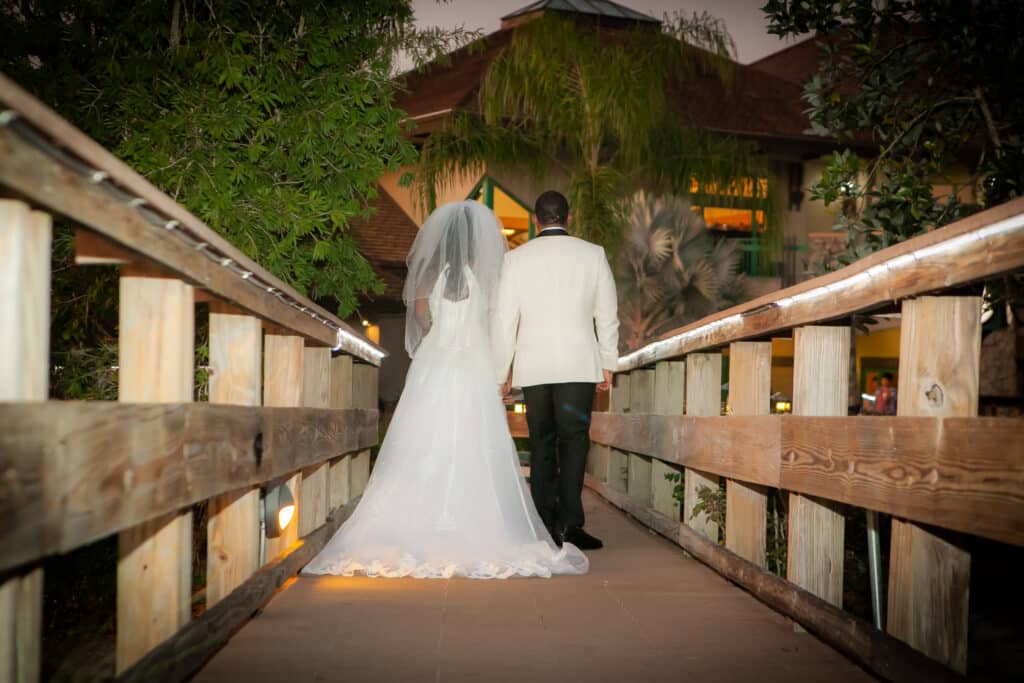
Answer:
[{"left": 196, "top": 491, "right": 874, "bottom": 682}]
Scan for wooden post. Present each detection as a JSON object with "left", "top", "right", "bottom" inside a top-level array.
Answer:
[
  {"left": 350, "top": 363, "right": 378, "bottom": 497},
  {"left": 787, "top": 327, "right": 849, "bottom": 605},
  {"left": 627, "top": 369, "right": 655, "bottom": 507},
  {"left": 205, "top": 303, "right": 261, "bottom": 608},
  {"left": 0, "top": 202, "right": 50, "bottom": 683},
  {"left": 651, "top": 361, "right": 685, "bottom": 519},
  {"left": 725, "top": 342, "right": 771, "bottom": 567},
  {"left": 298, "top": 347, "right": 331, "bottom": 537},
  {"left": 887, "top": 297, "right": 979, "bottom": 673},
  {"left": 327, "top": 355, "right": 354, "bottom": 512},
  {"left": 116, "top": 268, "right": 194, "bottom": 673},
  {"left": 262, "top": 334, "right": 303, "bottom": 561},
  {"left": 684, "top": 353, "right": 722, "bottom": 540},
  {"left": 608, "top": 372, "right": 631, "bottom": 493}
]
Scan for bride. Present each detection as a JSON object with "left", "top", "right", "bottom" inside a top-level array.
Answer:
[{"left": 303, "top": 201, "right": 589, "bottom": 579}]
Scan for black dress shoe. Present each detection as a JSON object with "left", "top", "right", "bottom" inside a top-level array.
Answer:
[{"left": 564, "top": 527, "right": 603, "bottom": 550}]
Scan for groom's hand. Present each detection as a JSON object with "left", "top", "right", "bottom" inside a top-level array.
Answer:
[
  {"left": 500, "top": 379, "right": 513, "bottom": 403},
  {"left": 597, "top": 369, "right": 613, "bottom": 392}
]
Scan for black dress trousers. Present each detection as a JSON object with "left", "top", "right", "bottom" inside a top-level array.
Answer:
[{"left": 521, "top": 381, "right": 596, "bottom": 535}]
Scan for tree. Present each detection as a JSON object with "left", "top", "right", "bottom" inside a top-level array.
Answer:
[
  {"left": 763, "top": 0, "right": 1024, "bottom": 264},
  {"left": 1, "top": 0, "right": 470, "bottom": 315},
  {"left": 415, "top": 12, "right": 769, "bottom": 255},
  {"left": 1, "top": 0, "right": 471, "bottom": 396},
  {"left": 617, "top": 192, "right": 746, "bottom": 351}
]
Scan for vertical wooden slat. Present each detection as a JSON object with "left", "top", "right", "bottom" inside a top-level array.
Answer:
[
  {"left": 684, "top": 353, "right": 722, "bottom": 540},
  {"left": 787, "top": 326, "right": 849, "bottom": 605},
  {"left": 725, "top": 342, "right": 771, "bottom": 567},
  {"left": 116, "top": 270, "right": 194, "bottom": 673},
  {"left": 652, "top": 361, "right": 685, "bottom": 519},
  {"left": 887, "top": 297, "right": 979, "bottom": 673},
  {"left": 608, "top": 372, "right": 631, "bottom": 493},
  {"left": 627, "top": 369, "right": 655, "bottom": 506},
  {"left": 0, "top": 202, "right": 50, "bottom": 683},
  {"left": 299, "top": 347, "right": 331, "bottom": 536},
  {"left": 205, "top": 303, "right": 261, "bottom": 608},
  {"left": 262, "top": 335, "right": 304, "bottom": 561},
  {"left": 350, "top": 364, "right": 378, "bottom": 497},
  {"left": 327, "top": 355, "right": 354, "bottom": 512}
]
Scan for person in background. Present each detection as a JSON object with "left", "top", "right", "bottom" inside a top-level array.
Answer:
[{"left": 873, "top": 373, "right": 897, "bottom": 415}]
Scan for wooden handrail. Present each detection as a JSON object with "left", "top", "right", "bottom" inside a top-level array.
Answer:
[
  {"left": 617, "top": 196, "right": 1024, "bottom": 371},
  {"left": 0, "top": 402, "right": 378, "bottom": 574},
  {"left": 0, "top": 73, "right": 384, "bottom": 362},
  {"left": 589, "top": 413, "right": 1024, "bottom": 546}
]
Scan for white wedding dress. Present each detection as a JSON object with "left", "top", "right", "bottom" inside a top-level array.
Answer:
[{"left": 303, "top": 207, "right": 588, "bottom": 579}]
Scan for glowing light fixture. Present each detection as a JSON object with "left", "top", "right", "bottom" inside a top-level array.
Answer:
[
  {"left": 503, "top": 228, "right": 516, "bottom": 236},
  {"left": 263, "top": 484, "right": 296, "bottom": 539},
  {"left": 513, "top": 402, "right": 527, "bottom": 414}
]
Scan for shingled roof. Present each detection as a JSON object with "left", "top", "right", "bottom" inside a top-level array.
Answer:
[
  {"left": 502, "top": 0, "right": 659, "bottom": 25},
  {"left": 395, "top": 8, "right": 830, "bottom": 148},
  {"left": 348, "top": 187, "right": 418, "bottom": 306}
]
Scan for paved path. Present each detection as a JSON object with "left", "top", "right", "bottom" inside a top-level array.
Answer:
[{"left": 196, "top": 492, "right": 875, "bottom": 682}]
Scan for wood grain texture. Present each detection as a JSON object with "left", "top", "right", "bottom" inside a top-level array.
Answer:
[
  {"left": 0, "top": 202, "right": 50, "bottom": 401},
  {"left": 787, "top": 327, "right": 849, "bottom": 606},
  {"left": 726, "top": 342, "right": 771, "bottom": 568},
  {"left": 887, "top": 297, "right": 979, "bottom": 673},
  {"left": 0, "top": 403, "right": 377, "bottom": 573},
  {"left": 610, "top": 373, "right": 631, "bottom": 413},
  {"left": 584, "top": 476, "right": 963, "bottom": 683},
  {"left": 627, "top": 454, "right": 653, "bottom": 507},
  {"left": 609, "top": 449, "right": 629, "bottom": 494},
  {"left": 0, "top": 201, "right": 48, "bottom": 683},
  {"left": 116, "top": 496, "right": 361, "bottom": 683},
  {"left": 653, "top": 361, "right": 686, "bottom": 416},
  {"left": 350, "top": 450, "right": 371, "bottom": 498},
  {"left": 651, "top": 362, "right": 685, "bottom": 520},
  {"left": 329, "top": 355, "right": 354, "bottom": 410},
  {"left": 298, "top": 348, "right": 331, "bottom": 537},
  {"left": 684, "top": 353, "right": 722, "bottom": 540},
  {"left": 208, "top": 308, "right": 262, "bottom": 407},
  {"left": 628, "top": 369, "right": 655, "bottom": 413},
  {"left": 352, "top": 364, "right": 379, "bottom": 410},
  {"left": 262, "top": 335, "right": 301, "bottom": 560},
  {"left": 206, "top": 309, "right": 262, "bottom": 609},
  {"left": 0, "top": 78, "right": 382, "bottom": 360},
  {"left": 617, "top": 196, "right": 1024, "bottom": 372},
  {"left": 590, "top": 413, "right": 781, "bottom": 486},
  {"left": 116, "top": 274, "right": 193, "bottom": 673},
  {"left": 588, "top": 443, "right": 610, "bottom": 484},
  {"left": 327, "top": 456, "right": 351, "bottom": 513}
]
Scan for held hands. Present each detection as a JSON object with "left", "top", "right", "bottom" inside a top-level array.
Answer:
[
  {"left": 597, "top": 369, "right": 613, "bottom": 392},
  {"left": 499, "top": 372, "right": 513, "bottom": 404}
]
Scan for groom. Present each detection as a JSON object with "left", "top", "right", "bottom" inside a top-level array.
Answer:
[{"left": 492, "top": 190, "right": 619, "bottom": 550}]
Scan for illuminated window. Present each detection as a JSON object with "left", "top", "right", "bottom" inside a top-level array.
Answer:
[
  {"left": 690, "top": 176, "right": 769, "bottom": 234},
  {"left": 469, "top": 176, "right": 534, "bottom": 248}
]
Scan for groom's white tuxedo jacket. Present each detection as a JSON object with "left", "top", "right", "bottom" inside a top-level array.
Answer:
[{"left": 491, "top": 230, "right": 619, "bottom": 388}]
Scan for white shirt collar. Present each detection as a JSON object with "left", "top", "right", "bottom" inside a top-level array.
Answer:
[{"left": 539, "top": 225, "right": 567, "bottom": 233}]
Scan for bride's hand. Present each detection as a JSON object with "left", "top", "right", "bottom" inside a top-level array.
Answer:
[{"left": 500, "top": 379, "right": 513, "bottom": 403}]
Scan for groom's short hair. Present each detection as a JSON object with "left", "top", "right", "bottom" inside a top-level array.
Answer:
[{"left": 534, "top": 191, "right": 569, "bottom": 225}]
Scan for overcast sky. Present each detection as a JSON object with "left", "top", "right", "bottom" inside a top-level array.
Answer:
[{"left": 409, "top": 0, "right": 805, "bottom": 65}]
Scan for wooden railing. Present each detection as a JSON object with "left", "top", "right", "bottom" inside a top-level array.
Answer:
[
  {"left": 0, "top": 74, "right": 384, "bottom": 681},
  {"left": 585, "top": 197, "right": 1024, "bottom": 681}
]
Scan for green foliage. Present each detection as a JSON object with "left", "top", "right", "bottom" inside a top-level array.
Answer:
[
  {"left": 617, "top": 192, "right": 746, "bottom": 350},
  {"left": 665, "top": 470, "right": 684, "bottom": 504},
  {"left": 2, "top": 1, "right": 473, "bottom": 397},
  {"left": 691, "top": 483, "right": 726, "bottom": 543},
  {"left": 416, "top": 12, "right": 768, "bottom": 254},
  {"left": 764, "top": 0, "right": 1024, "bottom": 267}
]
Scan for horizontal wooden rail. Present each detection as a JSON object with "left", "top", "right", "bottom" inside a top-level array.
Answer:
[
  {"left": 590, "top": 413, "right": 1024, "bottom": 546},
  {"left": 617, "top": 197, "right": 1024, "bottom": 371},
  {"left": 0, "top": 402, "right": 378, "bottom": 573},
  {"left": 584, "top": 476, "right": 963, "bottom": 683},
  {"left": 0, "top": 74, "right": 382, "bottom": 361}
]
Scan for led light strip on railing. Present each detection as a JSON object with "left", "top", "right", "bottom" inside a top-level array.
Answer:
[
  {"left": 0, "top": 109, "right": 387, "bottom": 366},
  {"left": 618, "top": 210, "right": 1024, "bottom": 371}
]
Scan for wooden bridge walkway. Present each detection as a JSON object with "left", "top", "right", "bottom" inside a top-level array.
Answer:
[
  {"left": 196, "top": 490, "right": 872, "bottom": 683},
  {"left": 3, "top": 73, "right": 1024, "bottom": 683}
]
